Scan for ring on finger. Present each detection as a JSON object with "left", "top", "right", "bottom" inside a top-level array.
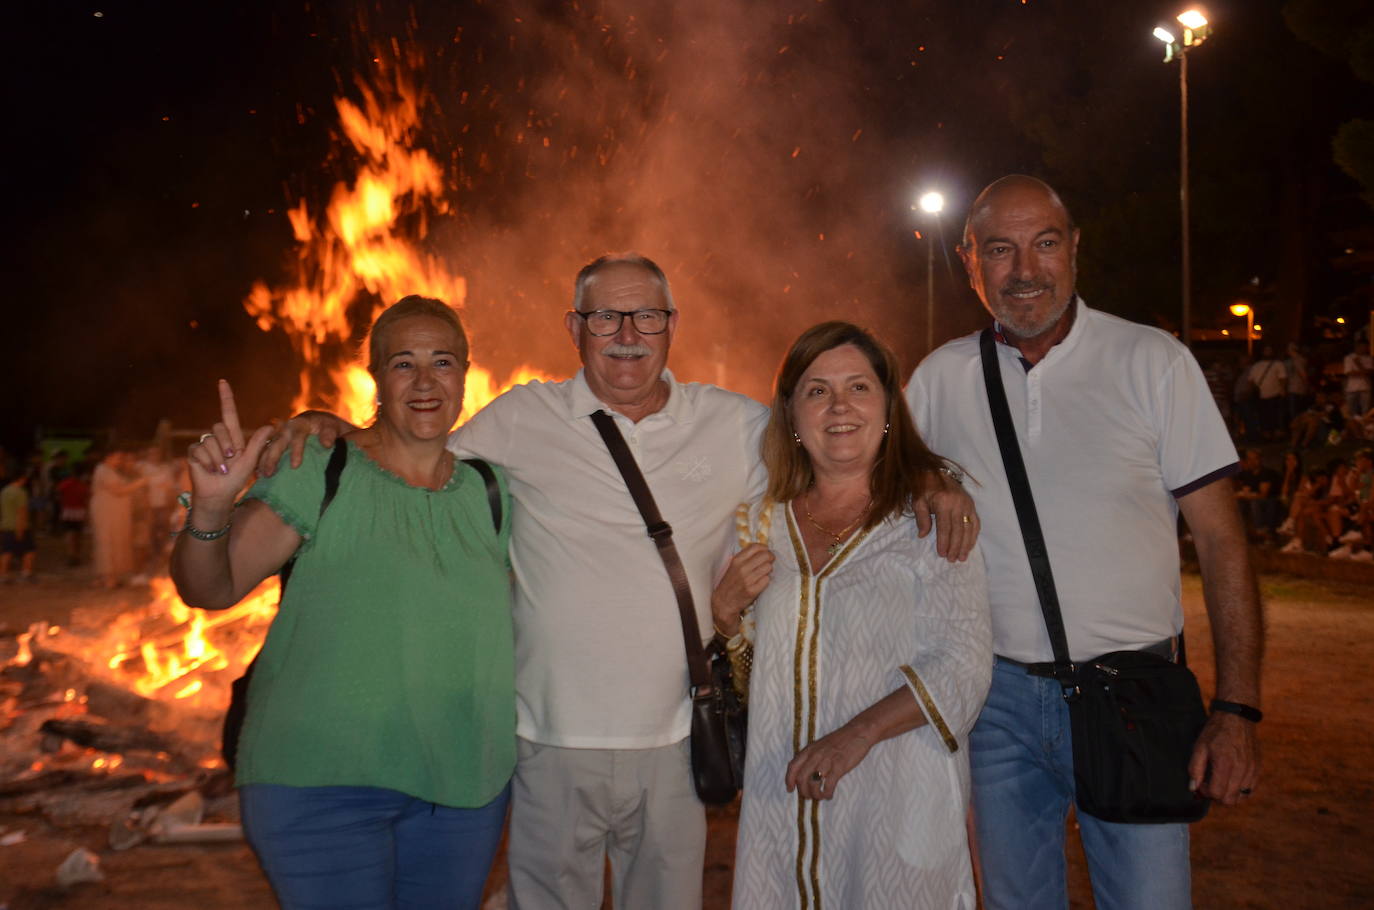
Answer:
[
  {"left": 1239, "top": 787, "right": 1253, "bottom": 796},
  {"left": 961, "top": 515, "right": 971, "bottom": 524},
  {"left": 198, "top": 433, "right": 213, "bottom": 444}
]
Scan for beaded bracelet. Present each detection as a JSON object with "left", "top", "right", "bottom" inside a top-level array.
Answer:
[{"left": 181, "top": 515, "right": 231, "bottom": 541}]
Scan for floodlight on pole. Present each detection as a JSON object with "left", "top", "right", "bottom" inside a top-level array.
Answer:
[
  {"left": 1177, "top": 9, "right": 1208, "bottom": 30},
  {"left": 1154, "top": 9, "right": 1212, "bottom": 350},
  {"left": 914, "top": 189, "right": 945, "bottom": 356}
]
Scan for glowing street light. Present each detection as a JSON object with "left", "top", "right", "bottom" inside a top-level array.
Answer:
[
  {"left": 1230, "top": 302, "right": 1254, "bottom": 358},
  {"left": 1154, "top": 8, "right": 1211, "bottom": 349},
  {"left": 914, "top": 190, "right": 945, "bottom": 354}
]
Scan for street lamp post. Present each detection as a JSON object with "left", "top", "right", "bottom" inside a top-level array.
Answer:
[
  {"left": 1231, "top": 303, "right": 1253, "bottom": 358},
  {"left": 916, "top": 191, "right": 944, "bottom": 356},
  {"left": 1154, "top": 9, "right": 1211, "bottom": 349}
]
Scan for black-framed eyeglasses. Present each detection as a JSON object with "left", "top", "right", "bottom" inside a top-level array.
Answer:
[{"left": 570, "top": 308, "right": 673, "bottom": 336}]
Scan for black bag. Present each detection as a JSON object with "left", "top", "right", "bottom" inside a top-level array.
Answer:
[
  {"left": 979, "top": 329, "right": 1209, "bottom": 824},
  {"left": 1068, "top": 650, "right": 1210, "bottom": 823},
  {"left": 590, "top": 410, "right": 745, "bottom": 805},
  {"left": 689, "top": 641, "right": 748, "bottom": 805},
  {"left": 220, "top": 447, "right": 502, "bottom": 770}
]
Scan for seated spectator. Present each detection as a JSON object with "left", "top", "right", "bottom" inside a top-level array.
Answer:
[
  {"left": 1290, "top": 391, "right": 1344, "bottom": 450},
  {"left": 1281, "top": 468, "right": 1331, "bottom": 554},
  {"left": 1234, "top": 448, "right": 1282, "bottom": 542},
  {"left": 1278, "top": 450, "right": 1304, "bottom": 508}
]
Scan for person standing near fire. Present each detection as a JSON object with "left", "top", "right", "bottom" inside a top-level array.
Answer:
[
  {"left": 172, "top": 296, "right": 514, "bottom": 910},
  {"left": 263, "top": 253, "right": 980, "bottom": 910},
  {"left": 906, "top": 175, "right": 1263, "bottom": 909}
]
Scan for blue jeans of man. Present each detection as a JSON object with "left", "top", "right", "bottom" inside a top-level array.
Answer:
[
  {"left": 240, "top": 782, "right": 510, "bottom": 910},
  {"left": 970, "top": 659, "right": 1192, "bottom": 910}
]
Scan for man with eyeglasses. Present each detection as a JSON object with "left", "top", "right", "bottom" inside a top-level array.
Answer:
[
  {"left": 263, "top": 252, "right": 975, "bottom": 908},
  {"left": 451, "top": 252, "right": 771, "bottom": 908}
]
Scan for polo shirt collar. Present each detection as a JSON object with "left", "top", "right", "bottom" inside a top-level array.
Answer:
[
  {"left": 567, "top": 367, "right": 691, "bottom": 424},
  {"left": 992, "top": 295, "right": 1088, "bottom": 370}
]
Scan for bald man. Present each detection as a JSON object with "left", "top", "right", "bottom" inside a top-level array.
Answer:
[{"left": 905, "top": 176, "right": 1263, "bottom": 910}]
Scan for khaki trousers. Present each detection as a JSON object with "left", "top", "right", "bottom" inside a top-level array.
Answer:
[{"left": 507, "top": 737, "right": 706, "bottom": 910}]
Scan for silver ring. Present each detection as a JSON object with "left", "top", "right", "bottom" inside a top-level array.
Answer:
[
  {"left": 810, "top": 771, "right": 823, "bottom": 784},
  {"left": 198, "top": 433, "right": 213, "bottom": 444}
]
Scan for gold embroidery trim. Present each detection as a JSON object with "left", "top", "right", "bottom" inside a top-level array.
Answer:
[
  {"left": 900, "top": 664, "right": 959, "bottom": 753},
  {"left": 786, "top": 507, "right": 872, "bottom": 908}
]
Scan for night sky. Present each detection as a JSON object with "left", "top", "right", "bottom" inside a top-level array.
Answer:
[{"left": 3, "top": 0, "right": 1369, "bottom": 457}]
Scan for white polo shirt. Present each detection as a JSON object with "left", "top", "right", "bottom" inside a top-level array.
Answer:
[
  {"left": 450, "top": 369, "right": 769, "bottom": 748},
  {"left": 906, "top": 299, "right": 1238, "bottom": 663}
]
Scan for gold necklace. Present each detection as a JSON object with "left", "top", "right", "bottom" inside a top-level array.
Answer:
[{"left": 803, "top": 494, "right": 868, "bottom": 555}]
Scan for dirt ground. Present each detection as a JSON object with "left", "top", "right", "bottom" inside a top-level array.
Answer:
[{"left": 1, "top": 556, "right": 1371, "bottom": 909}]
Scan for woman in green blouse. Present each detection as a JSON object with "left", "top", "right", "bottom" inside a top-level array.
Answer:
[{"left": 171, "top": 297, "right": 513, "bottom": 910}]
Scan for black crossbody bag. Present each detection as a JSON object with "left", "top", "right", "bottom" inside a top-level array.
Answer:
[
  {"left": 590, "top": 410, "right": 746, "bottom": 806},
  {"left": 220, "top": 446, "right": 503, "bottom": 770},
  {"left": 979, "top": 329, "right": 1209, "bottom": 824}
]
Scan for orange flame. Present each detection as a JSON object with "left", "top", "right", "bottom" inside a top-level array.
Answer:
[{"left": 244, "top": 57, "right": 549, "bottom": 425}]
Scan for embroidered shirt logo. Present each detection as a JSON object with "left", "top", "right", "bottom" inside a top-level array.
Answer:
[{"left": 676, "top": 456, "right": 712, "bottom": 483}]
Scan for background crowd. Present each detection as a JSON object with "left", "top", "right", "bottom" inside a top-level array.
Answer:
[
  {"left": 1215, "top": 335, "right": 1374, "bottom": 560},
  {"left": 0, "top": 444, "right": 185, "bottom": 586}
]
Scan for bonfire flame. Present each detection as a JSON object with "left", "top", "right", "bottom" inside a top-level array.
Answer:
[{"left": 244, "top": 55, "right": 548, "bottom": 425}]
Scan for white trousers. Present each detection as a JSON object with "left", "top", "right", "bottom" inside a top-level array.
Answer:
[{"left": 506, "top": 737, "right": 706, "bottom": 910}]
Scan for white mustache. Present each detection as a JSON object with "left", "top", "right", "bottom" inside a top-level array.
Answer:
[{"left": 603, "top": 343, "right": 652, "bottom": 357}]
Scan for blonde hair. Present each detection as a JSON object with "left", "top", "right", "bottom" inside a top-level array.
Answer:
[{"left": 366, "top": 296, "right": 468, "bottom": 379}]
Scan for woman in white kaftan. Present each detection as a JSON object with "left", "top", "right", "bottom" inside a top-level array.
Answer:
[{"left": 713, "top": 323, "right": 991, "bottom": 910}]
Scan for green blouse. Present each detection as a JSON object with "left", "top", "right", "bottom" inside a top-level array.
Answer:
[{"left": 234, "top": 438, "right": 515, "bottom": 808}]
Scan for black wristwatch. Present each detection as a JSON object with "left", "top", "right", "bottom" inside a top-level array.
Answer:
[{"left": 1210, "top": 698, "right": 1262, "bottom": 723}]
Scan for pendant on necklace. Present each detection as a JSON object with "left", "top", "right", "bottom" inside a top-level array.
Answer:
[{"left": 827, "top": 540, "right": 843, "bottom": 556}]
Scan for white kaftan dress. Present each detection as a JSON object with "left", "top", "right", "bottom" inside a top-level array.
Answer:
[{"left": 732, "top": 502, "right": 992, "bottom": 910}]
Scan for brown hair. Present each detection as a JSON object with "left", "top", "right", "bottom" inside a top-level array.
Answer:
[
  {"left": 762, "top": 321, "right": 953, "bottom": 531},
  {"left": 366, "top": 295, "right": 468, "bottom": 379}
]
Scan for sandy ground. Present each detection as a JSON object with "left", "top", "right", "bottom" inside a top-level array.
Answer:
[{"left": 1, "top": 555, "right": 1371, "bottom": 909}]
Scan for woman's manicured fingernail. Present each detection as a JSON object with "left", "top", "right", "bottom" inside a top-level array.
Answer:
[
  {"left": 225, "top": 447, "right": 235, "bottom": 458},
  {"left": 219, "top": 463, "right": 229, "bottom": 475}
]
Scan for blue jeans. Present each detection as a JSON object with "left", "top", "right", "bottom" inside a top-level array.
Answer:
[
  {"left": 240, "top": 782, "right": 510, "bottom": 910},
  {"left": 970, "top": 659, "right": 1191, "bottom": 910}
]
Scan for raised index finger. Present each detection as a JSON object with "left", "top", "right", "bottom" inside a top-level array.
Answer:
[{"left": 218, "top": 379, "right": 246, "bottom": 451}]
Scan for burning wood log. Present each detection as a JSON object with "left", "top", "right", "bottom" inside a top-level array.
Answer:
[
  {"left": 39, "top": 718, "right": 171, "bottom": 755},
  {"left": 0, "top": 769, "right": 92, "bottom": 797}
]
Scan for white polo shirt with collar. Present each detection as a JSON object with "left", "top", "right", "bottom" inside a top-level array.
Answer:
[
  {"left": 450, "top": 368, "right": 769, "bottom": 749},
  {"left": 906, "top": 298, "right": 1239, "bottom": 664}
]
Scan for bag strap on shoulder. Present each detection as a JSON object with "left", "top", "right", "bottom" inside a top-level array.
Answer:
[
  {"left": 589, "top": 409, "right": 711, "bottom": 693},
  {"left": 278, "top": 441, "right": 349, "bottom": 592},
  {"left": 979, "top": 329, "right": 1080, "bottom": 699},
  {"left": 461, "top": 457, "right": 503, "bottom": 533}
]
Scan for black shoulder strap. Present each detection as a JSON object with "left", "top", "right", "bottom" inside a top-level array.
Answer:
[
  {"left": 279, "top": 441, "right": 349, "bottom": 592},
  {"left": 461, "top": 457, "right": 503, "bottom": 533},
  {"left": 979, "top": 329, "right": 1079, "bottom": 698}
]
